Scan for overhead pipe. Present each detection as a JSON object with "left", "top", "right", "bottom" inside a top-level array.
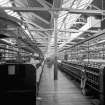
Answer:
[{"left": 1, "top": 7, "right": 105, "bottom": 15}]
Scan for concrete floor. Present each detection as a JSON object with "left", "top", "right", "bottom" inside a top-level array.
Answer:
[{"left": 37, "top": 65, "right": 92, "bottom": 105}]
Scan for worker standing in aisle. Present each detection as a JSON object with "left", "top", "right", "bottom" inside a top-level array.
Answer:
[
  {"left": 81, "top": 69, "right": 87, "bottom": 95},
  {"left": 45, "top": 57, "right": 54, "bottom": 68}
]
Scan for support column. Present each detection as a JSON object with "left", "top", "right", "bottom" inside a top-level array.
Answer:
[
  {"left": 16, "top": 27, "right": 22, "bottom": 62},
  {"left": 54, "top": 14, "right": 58, "bottom": 80}
]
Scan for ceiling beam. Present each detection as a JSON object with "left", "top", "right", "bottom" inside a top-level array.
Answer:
[
  {"left": 1, "top": 28, "right": 100, "bottom": 33},
  {"left": 1, "top": 7, "right": 105, "bottom": 15}
]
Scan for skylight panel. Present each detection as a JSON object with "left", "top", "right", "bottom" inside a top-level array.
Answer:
[
  {"left": 58, "top": 11, "right": 68, "bottom": 18},
  {"left": 62, "top": 1, "right": 71, "bottom": 8},
  {"left": 58, "top": 14, "right": 67, "bottom": 21},
  {"left": 72, "top": 3, "right": 78, "bottom": 8},
  {"left": 5, "top": 10, "right": 21, "bottom": 19},
  {"left": 11, "top": 12, "right": 18, "bottom": 16},
  {"left": 78, "top": 4, "right": 87, "bottom": 9},
  {"left": 0, "top": 0, "right": 21, "bottom": 20},
  {"left": 0, "top": 1, "right": 12, "bottom": 7},
  {"left": 60, "top": 14, "right": 80, "bottom": 29},
  {"left": 77, "top": 0, "right": 93, "bottom": 9},
  {"left": 80, "top": 0, "right": 88, "bottom": 5},
  {"left": 58, "top": 16, "right": 98, "bottom": 49},
  {"left": 57, "top": 14, "right": 67, "bottom": 23},
  {"left": 60, "top": 24, "right": 65, "bottom": 30},
  {"left": 65, "top": 15, "right": 71, "bottom": 24},
  {"left": 5, "top": 10, "right": 14, "bottom": 15},
  {"left": 66, "top": 15, "right": 80, "bottom": 25},
  {"left": 55, "top": 0, "right": 94, "bottom": 50},
  {"left": 0, "top": 0, "right": 9, "bottom": 6},
  {"left": 58, "top": 0, "right": 94, "bottom": 31},
  {"left": 57, "top": 22, "right": 63, "bottom": 29},
  {"left": 63, "top": 0, "right": 69, "bottom": 3},
  {"left": 2, "top": 38, "right": 16, "bottom": 45},
  {"left": 57, "top": 20, "right": 62, "bottom": 25},
  {"left": 20, "top": 24, "right": 32, "bottom": 39},
  {"left": 62, "top": 0, "right": 74, "bottom": 8},
  {"left": 25, "top": 30, "right": 30, "bottom": 36}
]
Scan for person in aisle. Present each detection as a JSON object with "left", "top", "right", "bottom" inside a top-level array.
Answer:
[
  {"left": 45, "top": 57, "right": 54, "bottom": 68},
  {"left": 81, "top": 69, "right": 87, "bottom": 95}
]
